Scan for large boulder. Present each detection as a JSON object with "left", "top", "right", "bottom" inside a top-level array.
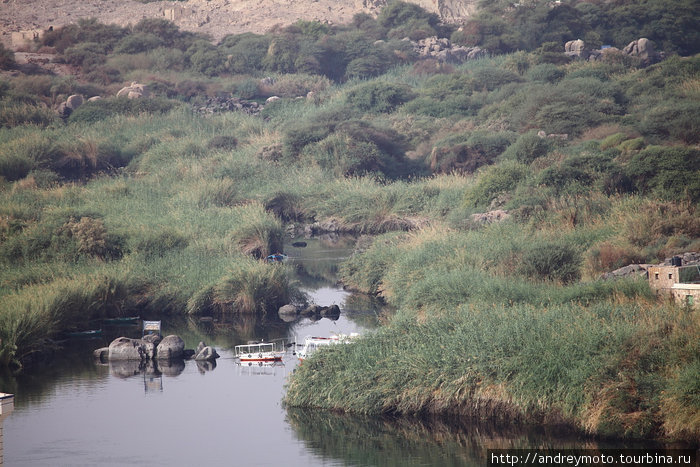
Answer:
[
  {"left": 156, "top": 335, "right": 185, "bottom": 360},
  {"left": 623, "top": 38, "right": 660, "bottom": 64},
  {"left": 108, "top": 337, "right": 150, "bottom": 361},
  {"left": 565, "top": 39, "right": 587, "bottom": 58},
  {"left": 65, "top": 94, "right": 83, "bottom": 110},
  {"left": 194, "top": 346, "right": 220, "bottom": 362}
]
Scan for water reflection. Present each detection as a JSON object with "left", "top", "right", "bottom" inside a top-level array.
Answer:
[
  {"left": 287, "top": 409, "right": 634, "bottom": 467},
  {"left": 235, "top": 360, "right": 288, "bottom": 377}
]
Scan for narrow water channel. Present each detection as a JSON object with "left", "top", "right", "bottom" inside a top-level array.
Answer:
[{"left": 0, "top": 236, "right": 670, "bottom": 466}]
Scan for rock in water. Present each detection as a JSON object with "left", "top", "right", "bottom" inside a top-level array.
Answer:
[
  {"left": 156, "top": 335, "right": 185, "bottom": 360},
  {"left": 108, "top": 337, "right": 149, "bottom": 361}
]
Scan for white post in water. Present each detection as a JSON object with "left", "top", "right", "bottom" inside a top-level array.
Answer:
[{"left": 0, "top": 393, "right": 15, "bottom": 466}]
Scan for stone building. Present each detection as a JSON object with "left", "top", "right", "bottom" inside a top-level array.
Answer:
[{"left": 648, "top": 259, "right": 700, "bottom": 309}]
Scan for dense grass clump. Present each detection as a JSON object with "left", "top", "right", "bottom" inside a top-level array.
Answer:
[{"left": 285, "top": 301, "right": 698, "bottom": 440}]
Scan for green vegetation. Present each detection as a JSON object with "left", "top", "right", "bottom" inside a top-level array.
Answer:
[{"left": 1, "top": 1, "right": 698, "bottom": 442}]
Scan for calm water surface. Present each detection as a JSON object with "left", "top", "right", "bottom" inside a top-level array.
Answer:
[{"left": 1, "top": 237, "right": 664, "bottom": 466}]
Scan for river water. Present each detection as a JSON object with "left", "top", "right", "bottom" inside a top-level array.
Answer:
[{"left": 0, "top": 237, "right": 672, "bottom": 466}]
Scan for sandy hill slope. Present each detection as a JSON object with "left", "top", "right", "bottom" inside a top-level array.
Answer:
[{"left": 1, "top": 0, "right": 476, "bottom": 46}]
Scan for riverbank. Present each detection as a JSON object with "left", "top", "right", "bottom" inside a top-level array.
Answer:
[{"left": 285, "top": 226, "right": 699, "bottom": 442}]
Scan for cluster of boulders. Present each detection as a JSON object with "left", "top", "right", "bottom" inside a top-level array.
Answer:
[
  {"left": 116, "top": 82, "right": 150, "bottom": 99},
  {"left": 565, "top": 38, "right": 662, "bottom": 65},
  {"left": 600, "top": 252, "right": 700, "bottom": 281},
  {"left": 407, "top": 36, "right": 486, "bottom": 63},
  {"left": 195, "top": 96, "right": 263, "bottom": 115},
  {"left": 470, "top": 209, "right": 511, "bottom": 225},
  {"left": 57, "top": 94, "right": 84, "bottom": 119},
  {"left": 94, "top": 334, "right": 219, "bottom": 363},
  {"left": 278, "top": 303, "right": 341, "bottom": 322},
  {"left": 57, "top": 82, "right": 150, "bottom": 118}
]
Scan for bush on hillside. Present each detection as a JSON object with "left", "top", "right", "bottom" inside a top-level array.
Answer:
[
  {"left": 345, "top": 81, "right": 416, "bottom": 113},
  {"left": 220, "top": 33, "right": 271, "bottom": 73},
  {"left": 430, "top": 131, "right": 514, "bottom": 174},
  {"left": 505, "top": 131, "right": 551, "bottom": 164},
  {"left": 518, "top": 241, "right": 581, "bottom": 284},
  {"left": 466, "top": 161, "right": 529, "bottom": 207},
  {"left": 114, "top": 33, "right": 164, "bottom": 54},
  {"left": 0, "top": 43, "right": 15, "bottom": 70},
  {"left": 637, "top": 101, "right": 700, "bottom": 144},
  {"left": 626, "top": 146, "right": 700, "bottom": 203}
]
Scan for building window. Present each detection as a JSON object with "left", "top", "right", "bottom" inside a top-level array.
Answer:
[
  {"left": 668, "top": 273, "right": 673, "bottom": 280},
  {"left": 655, "top": 272, "right": 659, "bottom": 280}
]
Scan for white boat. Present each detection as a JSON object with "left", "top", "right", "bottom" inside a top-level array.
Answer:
[
  {"left": 234, "top": 342, "right": 284, "bottom": 362},
  {"left": 297, "top": 333, "right": 359, "bottom": 360}
]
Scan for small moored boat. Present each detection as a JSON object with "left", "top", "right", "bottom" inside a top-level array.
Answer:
[
  {"left": 234, "top": 342, "right": 284, "bottom": 362},
  {"left": 103, "top": 316, "right": 140, "bottom": 325},
  {"left": 66, "top": 329, "right": 103, "bottom": 338},
  {"left": 297, "top": 333, "right": 359, "bottom": 360}
]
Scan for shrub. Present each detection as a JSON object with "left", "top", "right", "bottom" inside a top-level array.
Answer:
[
  {"left": 0, "top": 152, "right": 34, "bottom": 181},
  {"left": 637, "top": 100, "right": 700, "bottom": 144},
  {"left": 472, "top": 66, "right": 522, "bottom": 91},
  {"left": 133, "top": 18, "right": 192, "bottom": 49},
  {"left": 63, "top": 42, "right": 108, "bottom": 68},
  {"left": 345, "top": 81, "right": 416, "bottom": 113},
  {"left": 263, "top": 35, "right": 301, "bottom": 73},
  {"left": 221, "top": 33, "right": 270, "bottom": 73},
  {"left": 599, "top": 132, "right": 629, "bottom": 150},
  {"left": 302, "top": 133, "right": 386, "bottom": 177},
  {"left": 114, "top": 33, "right": 164, "bottom": 54},
  {"left": 626, "top": 146, "right": 700, "bottom": 202},
  {"left": 301, "top": 120, "right": 409, "bottom": 178},
  {"left": 378, "top": 1, "right": 440, "bottom": 31},
  {"left": 261, "top": 74, "right": 331, "bottom": 98},
  {"left": 0, "top": 103, "right": 57, "bottom": 128},
  {"left": 64, "top": 216, "right": 125, "bottom": 260},
  {"left": 526, "top": 63, "right": 565, "bottom": 83},
  {"left": 345, "top": 55, "right": 391, "bottom": 80},
  {"left": 188, "top": 258, "right": 292, "bottom": 315},
  {"left": 505, "top": 131, "right": 550, "bottom": 164},
  {"left": 231, "top": 203, "right": 284, "bottom": 259},
  {"left": 231, "top": 78, "right": 259, "bottom": 99},
  {"left": 283, "top": 121, "right": 334, "bottom": 157},
  {"left": 429, "top": 131, "right": 514, "bottom": 174},
  {"left": 42, "top": 18, "right": 128, "bottom": 53},
  {"left": 264, "top": 192, "right": 307, "bottom": 222},
  {"left": 518, "top": 241, "right": 581, "bottom": 284},
  {"left": 586, "top": 242, "right": 646, "bottom": 276},
  {"left": 186, "top": 40, "right": 225, "bottom": 76},
  {"left": 0, "top": 43, "right": 16, "bottom": 69},
  {"left": 466, "top": 161, "right": 529, "bottom": 207}
]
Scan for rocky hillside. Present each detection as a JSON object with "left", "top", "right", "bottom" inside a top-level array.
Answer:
[{"left": 0, "top": 0, "right": 477, "bottom": 46}]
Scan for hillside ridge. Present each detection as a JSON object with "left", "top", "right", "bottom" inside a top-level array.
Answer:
[{"left": 0, "top": 0, "right": 477, "bottom": 46}]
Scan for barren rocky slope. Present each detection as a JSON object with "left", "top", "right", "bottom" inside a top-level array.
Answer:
[{"left": 1, "top": 0, "right": 476, "bottom": 46}]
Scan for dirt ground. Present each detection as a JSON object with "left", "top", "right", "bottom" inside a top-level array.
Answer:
[{"left": 0, "top": 0, "right": 387, "bottom": 47}]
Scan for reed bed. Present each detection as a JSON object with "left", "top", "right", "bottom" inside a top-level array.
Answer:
[{"left": 286, "top": 301, "right": 698, "bottom": 440}]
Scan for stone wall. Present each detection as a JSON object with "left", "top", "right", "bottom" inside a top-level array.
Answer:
[{"left": 671, "top": 284, "right": 700, "bottom": 309}]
